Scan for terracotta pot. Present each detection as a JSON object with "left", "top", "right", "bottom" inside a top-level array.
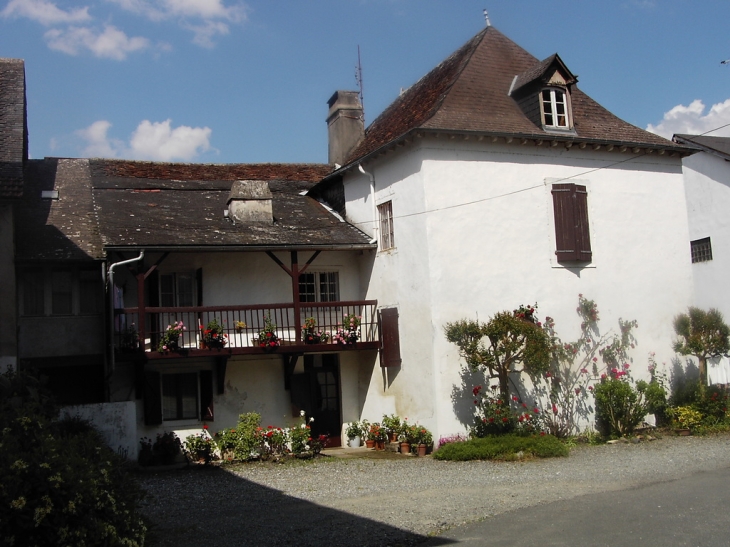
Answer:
[
  {"left": 374, "top": 440, "right": 385, "bottom": 451},
  {"left": 417, "top": 443, "right": 427, "bottom": 457},
  {"left": 675, "top": 428, "right": 691, "bottom": 436},
  {"left": 400, "top": 442, "right": 410, "bottom": 454},
  {"left": 389, "top": 432, "right": 398, "bottom": 443},
  {"left": 365, "top": 439, "right": 375, "bottom": 449}
]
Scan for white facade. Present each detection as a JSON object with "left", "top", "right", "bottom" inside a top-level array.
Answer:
[{"left": 343, "top": 137, "right": 694, "bottom": 439}]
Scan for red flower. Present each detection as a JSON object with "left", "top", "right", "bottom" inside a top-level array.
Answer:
[
  {"left": 266, "top": 332, "right": 272, "bottom": 338},
  {"left": 488, "top": 417, "right": 494, "bottom": 423},
  {"left": 202, "top": 424, "right": 208, "bottom": 430},
  {"left": 502, "top": 417, "right": 508, "bottom": 423},
  {"left": 269, "top": 341, "right": 276, "bottom": 347}
]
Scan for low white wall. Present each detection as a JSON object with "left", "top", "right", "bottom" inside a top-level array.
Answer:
[{"left": 60, "top": 401, "right": 138, "bottom": 461}]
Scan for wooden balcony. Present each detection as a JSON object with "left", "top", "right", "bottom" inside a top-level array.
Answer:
[{"left": 114, "top": 300, "right": 380, "bottom": 360}]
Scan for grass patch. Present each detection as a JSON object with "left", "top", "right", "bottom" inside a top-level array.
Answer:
[{"left": 432, "top": 434, "right": 569, "bottom": 461}]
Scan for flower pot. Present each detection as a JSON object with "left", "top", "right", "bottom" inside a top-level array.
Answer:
[
  {"left": 199, "top": 341, "right": 207, "bottom": 349},
  {"left": 417, "top": 443, "right": 427, "bottom": 457},
  {"left": 374, "top": 440, "right": 385, "bottom": 451},
  {"left": 348, "top": 436, "right": 361, "bottom": 448},
  {"left": 304, "top": 334, "right": 321, "bottom": 344},
  {"left": 400, "top": 442, "right": 411, "bottom": 454},
  {"left": 675, "top": 428, "right": 691, "bottom": 436},
  {"left": 365, "top": 439, "right": 375, "bottom": 449},
  {"left": 389, "top": 432, "right": 398, "bottom": 443}
]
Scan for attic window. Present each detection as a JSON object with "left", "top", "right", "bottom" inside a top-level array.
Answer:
[{"left": 541, "top": 88, "right": 570, "bottom": 129}]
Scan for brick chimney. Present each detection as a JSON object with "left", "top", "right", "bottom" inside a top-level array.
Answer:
[
  {"left": 326, "top": 90, "right": 364, "bottom": 166},
  {"left": 227, "top": 181, "right": 273, "bottom": 224}
]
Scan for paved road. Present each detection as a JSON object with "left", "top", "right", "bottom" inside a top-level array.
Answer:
[{"left": 425, "top": 466, "right": 730, "bottom": 546}]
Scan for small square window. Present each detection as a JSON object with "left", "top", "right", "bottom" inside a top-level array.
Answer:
[
  {"left": 162, "top": 373, "right": 199, "bottom": 421},
  {"left": 541, "top": 88, "right": 569, "bottom": 129},
  {"left": 691, "top": 237, "right": 713, "bottom": 263},
  {"left": 378, "top": 201, "right": 394, "bottom": 251}
]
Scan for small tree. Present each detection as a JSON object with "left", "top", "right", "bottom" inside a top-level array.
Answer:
[
  {"left": 445, "top": 305, "right": 551, "bottom": 402},
  {"left": 673, "top": 307, "right": 730, "bottom": 393}
]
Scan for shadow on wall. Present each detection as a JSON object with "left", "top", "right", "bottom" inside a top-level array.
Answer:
[
  {"left": 451, "top": 364, "right": 489, "bottom": 430},
  {"left": 670, "top": 356, "right": 699, "bottom": 403},
  {"left": 138, "top": 466, "right": 455, "bottom": 547}
]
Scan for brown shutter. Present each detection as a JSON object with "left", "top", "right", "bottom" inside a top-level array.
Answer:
[
  {"left": 200, "top": 370, "right": 214, "bottom": 421},
  {"left": 196, "top": 268, "right": 203, "bottom": 306},
  {"left": 143, "top": 371, "right": 162, "bottom": 425},
  {"left": 552, "top": 183, "right": 591, "bottom": 263},
  {"left": 380, "top": 307, "right": 402, "bottom": 368}
]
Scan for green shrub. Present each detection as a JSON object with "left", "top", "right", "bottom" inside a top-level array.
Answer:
[
  {"left": 593, "top": 377, "right": 647, "bottom": 437},
  {"left": 432, "top": 433, "right": 569, "bottom": 461},
  {"left": 0, "top": 368, "right": 147, "bottom": 546},
  {"left": 214, "top": 412, "right": 264, "bottom": 460}
]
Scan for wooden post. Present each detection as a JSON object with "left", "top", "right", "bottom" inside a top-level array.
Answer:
[
  {"left": 291, "top": 251, "right": 301, "bottom": 343},
  {"left": 137, "top": 273, "right": 146, "bottom": 352}
]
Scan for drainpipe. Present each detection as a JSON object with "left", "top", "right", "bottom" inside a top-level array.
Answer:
[
  {"left": 358, "top": 164, "right": 378, "bottom": 244},
  {"left": 106, "top": 251, "right": 144, "bottom": 400}
]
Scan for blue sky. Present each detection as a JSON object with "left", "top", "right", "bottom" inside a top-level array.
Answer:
[{"left": 2, "top": 0, "right": 730, "bottom": 164}]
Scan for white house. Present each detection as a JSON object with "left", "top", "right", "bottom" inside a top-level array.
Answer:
[
  {"left": 311, "top": 25, "right": 696, "bottom": 437},
  {"left": 673, "top": 133, "right": 730, "bottom": 385}
]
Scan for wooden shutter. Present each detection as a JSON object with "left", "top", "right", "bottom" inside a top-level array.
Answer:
[
  {"left": 196, "top": 268, "right": 203, "bottom": 306},
  {"left": 379, "top": 307, "right": 402, "bottom": 368},
  {"left": 551, "top": 183, "right": 591, "bottom": 263},
  {"left": 200, "top": 370, "right": 214, "bottom": 421},
  {"left": 143, "top": 371, "right": 162, "bottom": 425}
]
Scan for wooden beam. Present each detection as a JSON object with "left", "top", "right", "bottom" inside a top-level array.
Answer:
[
  {"left": 266, "top": 251, "right": 292, "bottom": 277},
  {"left": 283, "top": 354, "right": 301, "bottom": 390},
  {"left": 298, "top": 250, "right": 321, "bottom": 276}
]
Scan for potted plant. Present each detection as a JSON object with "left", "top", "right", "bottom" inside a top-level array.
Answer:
[
  {"left": 202, "top": 318, "right": 228, "bottom": 349},
  {"left": 381, "top": 413, "right": 402, "bottom": 443},
  {"left": 302, "top": 317, "right": 330, "bottom": 344},
  {"left": 414, "top": 425, "right": 433, "bottom": 456},
  {"left": 158, "top": 320, "right": 186, "bottom": 352},
  {"left": 184, "top": 426, "right": 215, "bottom": 464},
  {"left": 368, "top": 422, "right": 387, "bottom": 450},
  {"left": 255, "top": 314, "right": 280, "bottom": 351},
  {"left": 333, "top": 313, "right": 361, "bottom": 345},
  {"left": 345, "top": 421, "right": 363, "bottom": 448},
  {"left": 235, "top": 320, "right": 246, "bottom": 333}
]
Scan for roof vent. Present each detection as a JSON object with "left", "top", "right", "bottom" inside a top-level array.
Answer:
[{"left": 227, "top": 180, "right": 273, "bottom": 224}]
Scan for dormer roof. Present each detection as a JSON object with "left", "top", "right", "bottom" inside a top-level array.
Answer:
[{"left": 510, "top": 53, "right": 577, "bottom": 96}]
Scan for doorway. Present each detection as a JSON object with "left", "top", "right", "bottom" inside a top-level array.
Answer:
[{"left": 290, "top": 354, "right": 342, "bottom": 447}]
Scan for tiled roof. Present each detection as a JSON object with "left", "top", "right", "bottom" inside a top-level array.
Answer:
[
  {"left": 89, "top": 159, "right": 372, "bottom": 250},
  {"left": 342, "top": 26, "right": 683, "bottom": 169},
  {"left": 673, "top": 134, "right": 730, "bottom": 159},
  {"left": 0, "top": 58, "right": 27, "bottom": 199}
]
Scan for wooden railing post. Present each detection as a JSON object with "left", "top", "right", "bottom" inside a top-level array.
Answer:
[
  {"left": 291, "top": 251, "right": 301, "bottom": 343},
  {"left": 137, "top": 273, "right": 146, "bottom": 352}
]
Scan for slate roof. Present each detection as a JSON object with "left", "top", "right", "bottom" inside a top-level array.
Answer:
[
  {"left": 16, "top": 158, "right": 373, "bottom": 258},
  {"left": 0, "top": 58, "right": 27, "bottom": 199},
  {"left": 17, "top": 158, "right": 103, "bottom": 261},
  {"left": 91, "top": 159, "right": 371, "bottom": 251},
  {"left": 673, "top": 134, "right": 730, "bottom": 160},
  {"left": 339, "top": 26, "right": 685, "bottom": 171}
]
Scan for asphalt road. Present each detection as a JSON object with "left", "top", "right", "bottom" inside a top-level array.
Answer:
[{"left": 425, "top": 465, "right": 730, "bottom": 547}]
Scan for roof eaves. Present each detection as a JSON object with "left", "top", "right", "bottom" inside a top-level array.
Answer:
[{"left": 673, "top": 134, "right": 729, "bottom": 161}]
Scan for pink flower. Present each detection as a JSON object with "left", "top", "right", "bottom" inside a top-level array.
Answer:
[{"left": 575, "top": 388, "right": 581, "bottom": 395}]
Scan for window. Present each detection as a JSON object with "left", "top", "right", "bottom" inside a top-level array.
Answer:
[
  {"left": 162, "top": 373, "right": 198, "bottom": 421},
  {"left": 378, "top": 201, "right": 394, "bottom": 250},
  {"left": 160, "top": 272, "right": 195, "bottom": 307},
  {"left": 299, "top": 272, "right": 340, "bottom": 302},
  {"left": 19, "top": 265, "right": 103, "bottom": 316},
  {"left": 551, "top": 183, "right": 592, "bottom": 263},
  {"left": 541, "top": 88, "right": 569, "bottom": 129},
  {"left": 143, "top": 370, "right": 214, "bottom": 425},
  {"left": 691, "top": 237, "right": 713, "bottom": 263}
]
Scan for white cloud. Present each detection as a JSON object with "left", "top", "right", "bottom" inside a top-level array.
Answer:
[
  {"left": 44, "top": 25, "right": 149, "bottom": 60},
  {"left": 77, "top": 119, "right": 212, "bottom": 161},
  {"left": 0, "top": 0, "right": 91, "bottom": 26},
  {"left": 106, "top": 0, "right": 247, "bottom": 45},
  {"left": 646, "top": 99, "right": 730, "bottom": 139}
]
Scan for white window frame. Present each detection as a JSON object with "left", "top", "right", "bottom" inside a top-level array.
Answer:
[
  {"left": 541, "top": 88, "right": 570, "bottom": 129},
  {"left": 159, "top": 272, "right": 196, "bottom": 308},
  {"left": 299, "top": 271, "right": 340, "bottom": 302},
  {"left": 378, "top": 200, "right": 395, "bottom": 251}
]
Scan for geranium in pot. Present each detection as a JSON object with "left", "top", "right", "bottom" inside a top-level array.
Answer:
[
  {"left": 255, "top": 314, "right": 280, "bottom": 351},
  {"left": 345, "top": 421, "right": 363, "bottom": 448},
  {"left": 202, "top": 318, "right": 228, "bottom": 349}
]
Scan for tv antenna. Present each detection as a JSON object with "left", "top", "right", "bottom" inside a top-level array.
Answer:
[
  {"left": 483, "top": 9, "right": 491, "bottom": 27},
  {"left": 356, "top": 45, "right": 365, "bottom": 123}
]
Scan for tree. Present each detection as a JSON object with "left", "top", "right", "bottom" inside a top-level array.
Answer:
[
  {"left": 673, "top": 307, "right": 730, "bottom": 393},
  {"left": 445, "top": 305, "right": 551, "bottom": 402}
]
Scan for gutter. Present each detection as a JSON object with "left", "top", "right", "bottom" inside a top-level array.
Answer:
[{"left": 358, "top": 164, "right": 378, "bottom": 245}]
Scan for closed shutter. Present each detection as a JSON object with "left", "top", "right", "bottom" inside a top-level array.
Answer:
[
  {"left": 143, "top": 371, "right": 162, "bottom": 425},
  {"left": 200, "top": 370, "right": 214, "bottom": 421},
  {"left": 380, "top": 307, "right": 402, "bottom": 368},
  {"left": 551, "top": 183, "right": 591, "bottom": 263}
]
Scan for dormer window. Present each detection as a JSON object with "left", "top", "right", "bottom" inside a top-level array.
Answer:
[{"left": 541, "top": 88, "right": 569, "bottom": 129}]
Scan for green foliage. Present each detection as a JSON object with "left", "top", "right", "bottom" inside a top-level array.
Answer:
[
  {"left": 139, "top": 431, "right": 182, "bottom": 466},
  {"left": 381, "top": 414, "right": 401, "bottom": 437},
  {"left": 202, "top": 318, "right": 228, "bottom": 348},
  {"left": 673, "top": 307, "right": 730, "bottom": 388},
  {"left": 593, "top": 377, "right": 648, "bottom": 437},
  {"left": 469, "top": 384, "right": 542, "bottom": 437},
  {"left": 668, "top": 405, "right": 703, "bottom": 430},
  {"left": 345, "top": 421, "right": 363, "bottom": 439},
  {"left": 0, "top": 367, "right": 147, "bottom": 546},
  {"left": 214, "top": 412, "right": 263, "bottom": 460},
  {"left": 432, "top": 433, "right": 569, "bottom": 461},
  {"left": 184, "top": 429, "right": 215, "bottom": 464},
  {"left": 445, "top": 304, "right": 551, "bottom": 401}
]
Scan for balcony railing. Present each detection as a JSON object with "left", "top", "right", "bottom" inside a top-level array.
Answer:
[{"left": 114, "top": 300, "right": 379, "bottom": 356}]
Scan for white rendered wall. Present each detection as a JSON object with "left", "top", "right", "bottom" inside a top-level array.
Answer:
[
  {"left": 683, "top": 152, "right": 730, "bottom": 315},
  {"left": 343, "top": 138, "right": 693, "bottom": 441}
]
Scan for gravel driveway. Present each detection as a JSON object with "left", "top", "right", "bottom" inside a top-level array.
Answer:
[{"left": 137, "top": 434, "right": 730, "bottom": 547}]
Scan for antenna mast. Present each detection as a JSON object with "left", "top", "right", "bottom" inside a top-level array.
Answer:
[
  {"left": 483, "top": 9, "right": 491, "bottom": 27},
  {"left": 356, "top": 45, "right": 365, "bottom": 123}
]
